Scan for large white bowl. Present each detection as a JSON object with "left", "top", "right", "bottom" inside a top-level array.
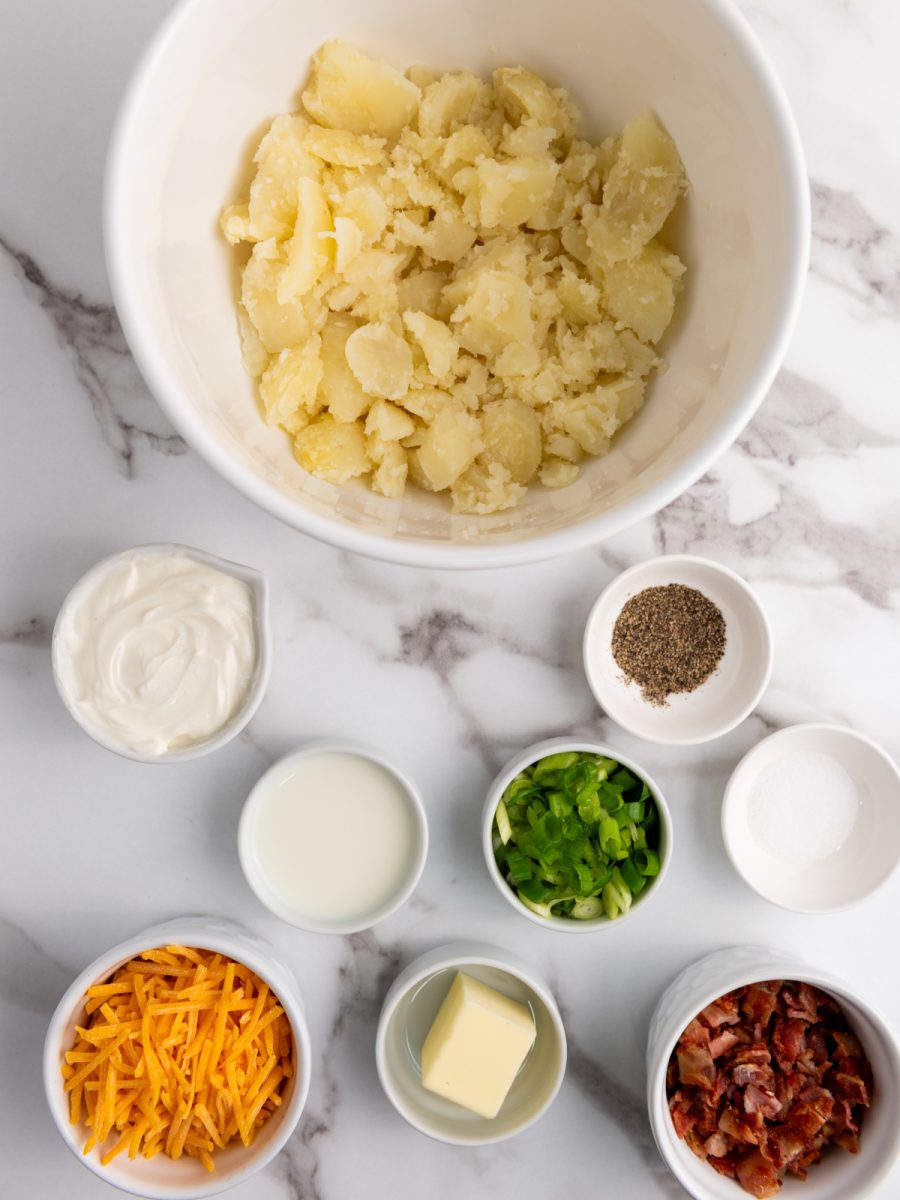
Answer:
[
  {"left": 106, "top": 0, "right": 808, "bottom": 568},
  {"left": 647, "top": 946, "right": 900, "bottom": 1200},
  {"left": 44, "top": 917, "right": 312, "bottom": 1199}
]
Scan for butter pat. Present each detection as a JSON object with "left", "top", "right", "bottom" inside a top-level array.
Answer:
[{"left": 421, "top": 971, "right": 536, "bottom": 1118}]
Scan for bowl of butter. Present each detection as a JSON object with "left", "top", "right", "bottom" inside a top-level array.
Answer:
[{"left": 375, "top": 941, "right": 566, "bottom": 1144}]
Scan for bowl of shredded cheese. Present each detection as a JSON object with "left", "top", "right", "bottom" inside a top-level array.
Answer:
[{"left": 43, "top": 917, "right": 312, "bottom": 1198}]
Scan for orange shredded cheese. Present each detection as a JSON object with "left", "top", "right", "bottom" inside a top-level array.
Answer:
[{"left": 62, "top": 946, "right": 294, "bottom": 1172}]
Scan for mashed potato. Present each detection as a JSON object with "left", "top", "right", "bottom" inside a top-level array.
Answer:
[{"left": 222, "top": 41, "right": 687, "bottom": 513}]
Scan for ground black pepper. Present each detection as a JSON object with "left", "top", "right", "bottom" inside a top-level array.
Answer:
[{"left": 611, "top": 583, "right": 726, "bottom": 706}]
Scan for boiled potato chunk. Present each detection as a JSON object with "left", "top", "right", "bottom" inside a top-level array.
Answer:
[
  {"left": 596, "top": 240, "right": 685, "bottom": 343},
  {"left": 294, "top": 413, "right": 370, "bottom": 482},
  {"left": 278, "top": 177, "right": 333, "bottom": 302},
  {"left": 402, "top": 311, "right": 459, "bottom": 379},
  {"left": 345, "top": 322, "right": 414, "bottom": 400},
  {"left": 452, "top": 270, "right": 534, "bottom": 356},
  {"left": 493, "top": 67, "right": 577, "bottom": 136},
  {"left": 416, "top": 407, "right": 482, "bottom": 490},
  {"left": 481, "top": 398, "right": 542, "bottom": 483},
  {"left": 475, "top": 157, "right": 559, "bottom": 228},
  {"left": 588, "top": 111, "right": 686, "bottom": 263},
  {"left": 259, "top": 337, "right": 323, "bottom": 426},
  {"left": 248, "top": 115, "right": 320, "bottom": 241},
  {"left": 242, "top": 240, "right": 315, "bottom": 353},
  {"left": 224, "top": 43, "right": 687, "bottom": 512},
  {"left": 319, "top": 314, "right": 370, "bottom": 423},
  {"left": 302, "top": 40, "right": 420, "bottom": 139}
]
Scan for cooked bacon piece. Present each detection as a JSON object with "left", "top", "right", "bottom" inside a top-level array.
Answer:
[
  {"left": 669, "top": 1091, "right": 696, "bottom": 1139},
  {"left": 736, "top": 1150, "right": 781, "bottom": 1198},
  {"left": 744, "top": 1084, "right": 782, "bottom": 1119},
  {"left": 730, "top": 1042, "right": 771, "bottom": 1068},
  {"left": 709, "top": 1029, "right": 741, "bottom": 1059},
  {"left": 782, "top": 982, "right": 820, "bottom": 1023},
  {"left": 834, "top": 1127, "right": 860, "bottom": 1154},
  {"left": 830, "top": 1029, "right": 863, "bottom": 1059},
  {"left": 741, "top": 982, "right": 780, "bottom": 1030},
  {"left": 680, "top": 1017, "right": 711, "bottom": 1046},
  {"left": 771, "top": 1017, "right": 807, "bottom": 1070},
  {"left": 708, "top": 1150, "right": 742, "bottom": 1179},
  {"left": 704, "top": 1131, "right": 730, "bottom": 1158},
  {"left": 702, "top": 993, "right": 741, "bottom": 1027},
  {"left": 719, "top": 1105, "right": 764, "bottom": 1146},
  {"left": 831, "top": 1071, "right": 870, "bottom": 1107},
  {"left": 733, "top": 1062, "right": 775, "bottom": 1089},
  {"left": 677, "top": 1042, "right": 716, "bottom": 1091}
]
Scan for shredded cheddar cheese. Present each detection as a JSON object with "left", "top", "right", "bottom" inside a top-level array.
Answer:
[{"left": 60, "top": 946, "right": 294, "bottom": 1171}]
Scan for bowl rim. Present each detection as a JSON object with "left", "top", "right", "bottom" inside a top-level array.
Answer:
[
  {"left": 646, "top": 946, "right": 900, "bottom": 1200},
  {"left": 237, "top": 738, "right": 429, "bottom": 933},
  {"left": 480, "top": 736, "right": 673, "bottom": 932},
  {"left": 582, "top": 554, "right": 774, "bottom": 746},
  {"left": 50, "top": 542, "right": 272, "bottom": 763},
  {"left": 103, "top": 0, "right": 810, "bottom": 570},
  {"left": 721, "top": 722, "right": 900, "bottom": 914},
  {"left": 42, "top": 916, "right": 312, "bottom": 1200},
  {"left": 374, "top": 941, "right": 567, "bottom": 1145}
]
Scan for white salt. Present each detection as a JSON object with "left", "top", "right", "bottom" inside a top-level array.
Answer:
[{"left": 748, "top": 750, "right": 860, "bottom": 867}]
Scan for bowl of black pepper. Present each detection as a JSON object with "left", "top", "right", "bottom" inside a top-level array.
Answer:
[{"left": 582, "top": 555, "right": 773, "bottom": 745}]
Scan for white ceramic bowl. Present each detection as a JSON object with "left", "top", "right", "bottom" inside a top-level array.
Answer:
[
  {"left": 43, "top": 916, "right": 312, "bottom": 1199},
  {"left": 647, "top": 946, "right": 900, "bottom": 1200},
  {"left": 105, "top": 0, "right": 808, "bottom": 568},
  {"left": 583, "top": 555, "right": 773, "bottom": 745},
  {"left": 238, "top": 740, "right": 428, "bottom": 934},
  {"left": 375, "top": 942, "right": 566, "bottom": 1143},
  {"left": 482, "top": 737, "right": 672, "bottom": 932},
  {"left": 722, "top": 723, "right": 900, "bottom": 914},
  {"left": 52, "top": 544, "right": 272, "bottom": 763}
]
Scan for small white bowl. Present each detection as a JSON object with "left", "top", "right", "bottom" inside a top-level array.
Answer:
[
  {"left": 722, "top": 723, "right": 900, "bottom": 914},
  {"left": 375, "top": 942, "right": 566, "bottom": 1144},
  {"left": 481, "top": 737, "right": 672, "bottom": 932},
  {"left": 52, "top": 543, "right": 272, "bottom": 763},
  {"left": 43, "top": 916, "right": 312, "bottom": 1199},
  {"left": 647, "top": 946, "right": 900, "bottom": 1200},
  {"left": 238, "top": 740, "right": 428, "bottom": 934},
  {"left": 583, "top": 554, "right": 773, "bottom": 745}
]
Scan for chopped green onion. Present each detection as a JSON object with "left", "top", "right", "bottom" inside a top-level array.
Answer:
[
  {"left": 636, "top": 848, "right": 661, "bottom": 876},
  {"left": 496, "top": 799, "right": 512, "bottom": 844},
  {"left": 491, "top": 751, "right": 661, "bottom": 922}
]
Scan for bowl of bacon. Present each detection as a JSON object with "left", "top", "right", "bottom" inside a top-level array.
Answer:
[
  {"left": 43, "top": 916, "right": 312, "bottom": 1199},
  {"left": 646, "top": 947, "right": 900, "bottom": 1200}
]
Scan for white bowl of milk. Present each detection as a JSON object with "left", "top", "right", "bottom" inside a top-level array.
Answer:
[{"left": 238, "top": 741, "right": 429, "bottom": 933}]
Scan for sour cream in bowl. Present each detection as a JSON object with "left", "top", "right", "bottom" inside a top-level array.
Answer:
[{"left": 52, "top": 544, "right": 271, "bottom": 762}]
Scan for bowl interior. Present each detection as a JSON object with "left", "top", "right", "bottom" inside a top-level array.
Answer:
[
  {"left": 723, "top": 727, "right": 900, "bottom": 912},
  {"left": 651, "top": 980, "right": 900, "bottom": 1200},
  {"left": 584, "top": 556, "right": 771, "bottom": 743},
  {"left": 45, "top": 938, "right": 306, "bottom": 1198},
  {"left": 379, "top": 961, "right": 564, "bottom": 1142},
  {"left": 108, "top": 0, "right": 805, "bottom": 560}
]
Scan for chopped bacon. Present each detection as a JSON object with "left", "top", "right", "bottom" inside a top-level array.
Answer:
[
  {"left": 744, "top": 1085, "right": 782, "bottom": 1119},
  {"left": 677, "top": 1043, "right": 716, "bottom": 1091},
  {"left": 741, "top": 982, "right": 780, "bottom": 1029},
  {"left": 736, "top": 1150, "right": 781, "bottom": 1198},
  {"left": 702, "top": 993, "right": 741, "bottom": 1027},
  {"left": 771, "top": 1017, "right": 806, "bottom": 1070},
  {"left": 668, "top": 980, "right": 873, "bottom": 1197},
  {"left": 831, "top": 1071, "right": 870, "bottom": 1107},
  {"left": 704, "top": 1132, "right": 730, "bottom": 1158},
  {"left": 709, "top": 1029, "right": 741, "bottom": 1059}
]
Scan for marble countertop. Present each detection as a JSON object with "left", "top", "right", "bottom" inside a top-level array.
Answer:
[{"left": 2, "top": 2, "right": 900, "bottom": 1197}]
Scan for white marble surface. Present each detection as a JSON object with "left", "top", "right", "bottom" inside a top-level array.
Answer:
[{"left": 2, "top": 2, "right": 900, "bottom": 1197}]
